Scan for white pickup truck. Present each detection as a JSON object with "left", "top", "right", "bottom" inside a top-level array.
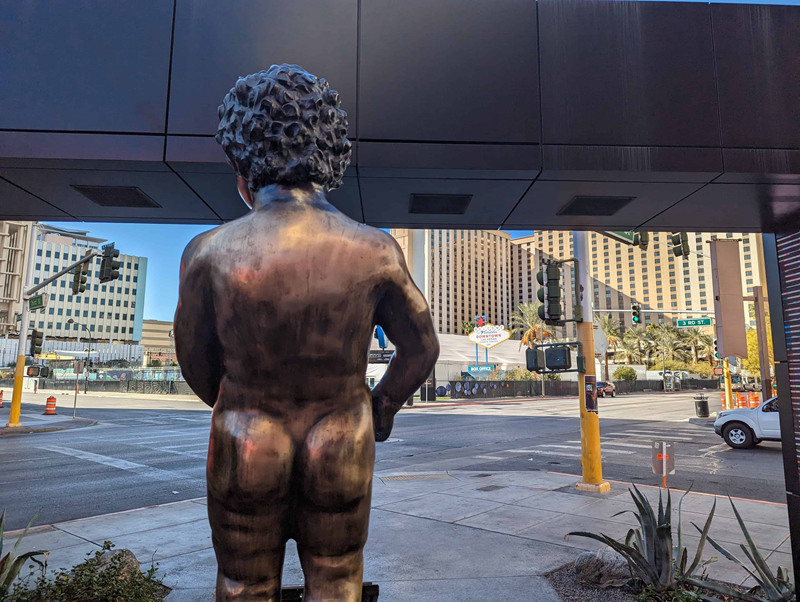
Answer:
[{"left": 713, "top": 397, "right": 781, "bottom": 449}]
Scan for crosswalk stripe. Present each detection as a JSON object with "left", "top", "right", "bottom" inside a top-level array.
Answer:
[
  {"left": 535, "top": 444, "right": 634, "bottom": 455},
  {"left": 473, "top": 455, "right": 505, "bottom": 460},
  {"left": 526, "top": 450, "right": 582, "bottom": 458},
  {"left": 567, "top": 440, "right": 651, "bottom": 449},
  {"left": 38, "top": 445, "right": 203, "bottom": 483}
]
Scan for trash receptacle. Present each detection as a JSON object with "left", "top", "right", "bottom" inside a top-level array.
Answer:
[{"left": 694, "top": 394, "right": 709, "bottom": 418}]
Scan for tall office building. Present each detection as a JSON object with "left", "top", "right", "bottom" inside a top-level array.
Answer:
[
  {"left": 0, "top": 221, "right": 32, "bottom": 335},
  {"left": 25, "top": 224, "right": 147, "bottom": 343},
  {"left": 512, "top": 231, "right": 765, "bottom": 335},
  {"left": 396, "top": 228, "right": 765, "bottom": 337},
  {"left": 391, "top": 229, "right": 513, "bottom": 334}
]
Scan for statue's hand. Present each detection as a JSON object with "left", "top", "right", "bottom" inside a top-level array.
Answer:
[{"left": 371, "top": 391, "right": 396, "bottom": 442}]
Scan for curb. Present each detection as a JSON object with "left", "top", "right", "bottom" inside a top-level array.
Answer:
[
  {"left": 0, "top": 417, "right": 98, "bottom": 436},
  {"left": 688, "top": 416, "right": 717, "bottom": 428}
]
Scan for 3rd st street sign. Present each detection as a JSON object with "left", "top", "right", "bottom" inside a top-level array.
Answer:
[{"left": 676, "top": 318, "right": 712, "bottom": 327}]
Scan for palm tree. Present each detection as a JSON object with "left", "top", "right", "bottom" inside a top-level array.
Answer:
[
  {"left": 509, "top": 302, "right": 551, "bottom": 349},
  {"left": 679, "top": 327, "right": 712, "bottom": 365},
  {"left": 461, "top": 321, "right": 475, "bottom": 335},
  {"left": 623, "top": 325, "right": 649, "bottom": 365},
  {"left": 650, "top": 323, "right": 680, "bottom": 362},
  {"left": 594, "top": 314, "right": 620, "bottom": 380},
  {"left": 618, "top": 337, "right": 642, "bottom": 365}
]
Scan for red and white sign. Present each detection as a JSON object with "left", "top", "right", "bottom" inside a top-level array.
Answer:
[{"left": 468, "top": 323, "right": 511, "bottom": 349}]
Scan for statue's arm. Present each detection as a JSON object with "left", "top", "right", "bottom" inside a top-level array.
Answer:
[
  {"left": 173, "top": 236, "right": 223, "bottom": 407},
  {"left": 371, "top": 239, "right": 439, "bottom": 441}
]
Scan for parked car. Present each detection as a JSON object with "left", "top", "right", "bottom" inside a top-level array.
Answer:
[
  {"left": 596, "top": 381, "right": 616, "bottom": 398},
  {"left": 714, "top": 397, "right": 781, "bottom": 449}
]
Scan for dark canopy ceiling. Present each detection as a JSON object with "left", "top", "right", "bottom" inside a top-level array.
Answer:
[{"left": 1, "top": 0, "right": 798, "bottom": 231}]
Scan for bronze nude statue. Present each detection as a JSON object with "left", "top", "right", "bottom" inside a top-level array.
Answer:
[{"left": 174, "top": 64, "right": 439, "bottom": 601}]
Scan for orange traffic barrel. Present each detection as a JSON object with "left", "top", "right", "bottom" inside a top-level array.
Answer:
[
  {"left": 720, "top": 391, "right": 725, "bottom": 404},
  {"left": 43, "top": 396, "right": 57, "bottom": 415},
  {"left": 736, "top": 392, "right": 748, "bottom": 408},
  {"left": 0, "top": 389, "right": 3, "bottom": 408},
  {"left": 748, "top": 391, "right": 760, "bottom": 407}
]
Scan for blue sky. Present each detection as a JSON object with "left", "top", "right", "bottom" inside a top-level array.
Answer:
[{"left": 45, "top": 221, "right": 535, "bottom": 321}]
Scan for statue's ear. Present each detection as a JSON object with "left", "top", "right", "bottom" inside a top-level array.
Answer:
[{"left": 237, "top": 176, "right": 253, "bottom": 209}]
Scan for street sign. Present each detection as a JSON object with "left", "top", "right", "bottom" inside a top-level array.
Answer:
[
  {"left": 676, "top": 318, "right": 712, "bottom": 327},
  {"left": 28, "top": 294, "right": 47, "bottom": 311},
  {"left": 651, "top": 441, "right": 675, "bottom": 476},
  {"left": 468, "top": 324, "right": 511, "bottom": 349},
  {"left": 603, "top": 231, "right": 637, "bottom": 245},
  {"left": 468, "top": 365, "right": 495, "bottom": 373}
]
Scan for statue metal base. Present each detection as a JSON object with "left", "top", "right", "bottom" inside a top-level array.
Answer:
[{"left": 281, "top": 582, "right": 379, "bottom": 600}]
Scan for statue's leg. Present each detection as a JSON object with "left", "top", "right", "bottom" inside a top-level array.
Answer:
[
  {"left": 296, "top": 402, "right": 375, "bottom": 602},
  {"left": 207, "top": 410, "right": 294, "bottom": 601}
]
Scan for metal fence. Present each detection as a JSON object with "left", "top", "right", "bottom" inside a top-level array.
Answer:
[
  {"left": 447, "top": 378, "right": 719, "bottom": 400},
  {"left": 0, "top": 378, "right": 196, "bottom": 396}
]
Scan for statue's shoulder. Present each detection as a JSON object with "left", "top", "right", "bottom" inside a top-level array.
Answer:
[{"left": 180, "top": 226, "right": 222, "bottom": 268}]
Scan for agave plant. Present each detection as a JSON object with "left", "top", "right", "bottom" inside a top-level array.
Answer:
[
  {"left": 0, "top": 510, "right": 48, "bottom": 597},
  {"left": 568, "top": 485, "right": 716, "bottom": 593},
  {"left": 685, "top": 497, "right": 795, "bottom": 602}
]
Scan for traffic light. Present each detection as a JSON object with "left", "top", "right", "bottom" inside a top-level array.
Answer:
[
  {"left": 26, "top": 366, "right": 40, "bottom": 377},
  {"left": 713, "top": 338, "right": 720, "bottom": 359},
  {"left": 30, "top": 328, "right": 43, "bottom": 356},
  {"left": 633, "top": 232, "right": 650, "bottom": 251},
  {"left": 71, "top": 267, "right": 87, "bottom": 295},
  {"left": 670, "top": 232, "right": 690, "bottom": 258},
  {"left": 631, "top": 303, "right": 641, "bottom": 324},
  {"left": 99, "top": 244, "right": 121, "bottom": 283},
  {"left": 537, "top": 263, "right": 563, "bottom": 324}
]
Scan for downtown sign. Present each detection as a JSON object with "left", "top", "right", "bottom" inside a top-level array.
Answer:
[{"left": 468, "top": 323, "right": 511, "bottom": 349}]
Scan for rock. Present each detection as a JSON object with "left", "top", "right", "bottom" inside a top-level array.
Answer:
[
  {"left": 574, "top": 547, "right": 632, "bottom": 588},
  {"left": 94, "top": 549, "right": 141, "bottom": 581}
]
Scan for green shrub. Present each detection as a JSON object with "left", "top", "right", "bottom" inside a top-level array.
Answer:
[
  {"left": 0, "top": 511, "right": 47, "bottom": 598},
  {"left": 7, "top": 541, "right": 167, "bottom": 602},
  {"left": 613, "top": 366, "right": 637, "bottom": 382}
]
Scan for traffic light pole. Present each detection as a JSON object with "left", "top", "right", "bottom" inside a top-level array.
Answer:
[
  {"left": 6, "top": 240, "right": 98, "bottom": 428},
  {"left": 572, "top": 231, "right": 610, "bottom": 493}
]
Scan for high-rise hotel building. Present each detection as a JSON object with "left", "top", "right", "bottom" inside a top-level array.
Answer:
[
  {"left": 391, "top": 229, "right": 513, "bottom": 334},
  {"left": 393, "top": 229, "right": 765, "bottom": 336}
]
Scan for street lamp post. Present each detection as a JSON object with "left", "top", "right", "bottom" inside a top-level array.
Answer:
[{"left": 67, "top": 319, "right": 92, "bottom": 393}]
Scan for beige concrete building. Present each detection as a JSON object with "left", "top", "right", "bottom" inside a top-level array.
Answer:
[
  {"left": 391, "top": 229, "right": 513, "bottom": 334},
  {"left": 0, "top": 221, "right": 32, "bottom": 335},
  {"left": 395, "top": 228, "right": 765, "bottom": 337},
  {"left": 140, "top": 319, "right": 177, "bottom": 366},
  {"left": 512, "top": 231, "right": 765, "bottom": 335},
  {"left": 23, "top": 224, "right": 148, "bottom": 343}
]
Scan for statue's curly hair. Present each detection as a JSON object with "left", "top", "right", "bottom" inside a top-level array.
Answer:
[{"left": 216, "top": 64, "right": 351, "bottom": 191}]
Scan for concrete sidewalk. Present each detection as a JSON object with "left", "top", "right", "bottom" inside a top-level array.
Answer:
[
  {"left": 0, "top": 408, "right": 96, "bottom": 435},
  {"left": 5, "top": 470, "right": 792, "bottom": 601}
]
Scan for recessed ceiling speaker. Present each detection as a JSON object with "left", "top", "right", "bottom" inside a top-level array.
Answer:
[
  {"left": 556, "top": 195, "right": 635, "bottom": 216},
  {"left": 71, "top": 185, "right": 161, "bottom": 208},
  {"left": 409, "top": 193, "right": 472, "bottom": 215}
]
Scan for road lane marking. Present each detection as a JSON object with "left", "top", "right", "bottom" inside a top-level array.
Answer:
[
  {"left": 473, "top": 455, "right": 506, "bottom": 460},
  {"left": 568, "top": 440, "right": 651, "bottom": 449},
  {"left": 525, "top": 450, "right": 582, "bottom": 458},
  {"left": 37, "top": 445, "right": 202, "bottom": 483},
  {"left": 535, "top": 444, "right": 634, "bottom": 455}
]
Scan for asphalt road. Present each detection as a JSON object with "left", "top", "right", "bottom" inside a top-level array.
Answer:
[{"left": 0, "top": 391, "right": 787, "bottom": 530}]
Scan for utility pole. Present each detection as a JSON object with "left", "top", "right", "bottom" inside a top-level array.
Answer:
[
  {"left": 723, "top": 358, "right": 734, "bottom": 410},
  {"left": 7, "top": 230, "right": 100, "bottom": 428},
  {"left": 751, "top": 286, "right": 772, "bottom": 397},
  {"left": 6, "top": 222, "right": 37, "bottom": 428},
  {"left": 573, "top": 231, "right": 610, "bottom": 494}
]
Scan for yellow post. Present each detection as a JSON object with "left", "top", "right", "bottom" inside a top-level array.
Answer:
[
  {"left": 723, "top": 358, "right": 733, "bottom": 411},
  {"left": 7, "top": 355, "right": 25, "bottom": 427},
  {"left": 573, "top": 231, "right": 610, "bottom": 494}
]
